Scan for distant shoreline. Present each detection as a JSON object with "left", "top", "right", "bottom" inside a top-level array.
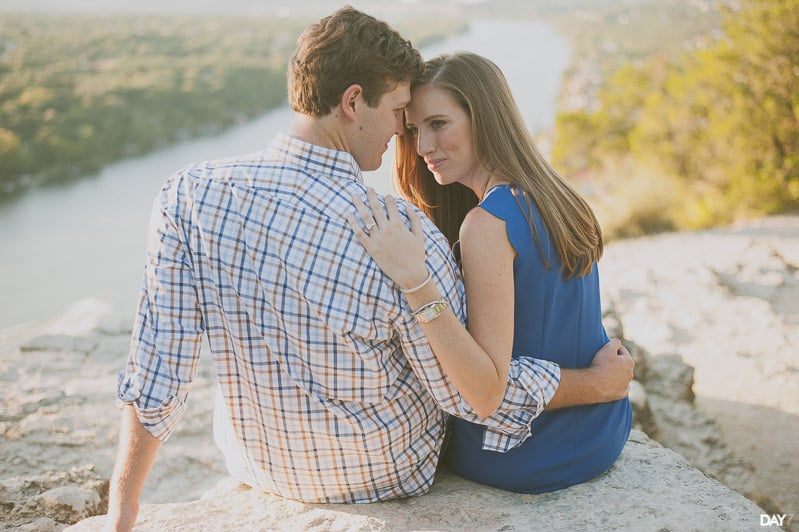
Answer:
[{"left": 0, "top": 11, "right": 466, "bottom": 197}]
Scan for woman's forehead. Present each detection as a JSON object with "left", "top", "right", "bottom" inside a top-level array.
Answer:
[{"left": 406, "top": 85, "right": 459, "bottom": 119}]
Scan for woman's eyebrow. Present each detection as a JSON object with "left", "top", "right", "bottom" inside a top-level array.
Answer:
[
  {"left": 406, "top": 114, "right": 447, "bottom": 128},
  {"left": 422, "top": 114, "right": 447, "bottom": 123}
]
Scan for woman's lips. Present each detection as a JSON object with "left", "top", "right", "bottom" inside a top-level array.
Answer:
[{"left": 426, "top": 158, "right": 445, "bottom": 172}]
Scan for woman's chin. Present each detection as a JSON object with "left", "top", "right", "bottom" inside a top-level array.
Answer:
[{"left": 431, "top": 172, "right": 448, "bottom": 186}]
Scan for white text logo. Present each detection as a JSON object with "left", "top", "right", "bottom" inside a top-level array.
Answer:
[{"left": 760, "top": 514, "right": 793, "bottom": 527}]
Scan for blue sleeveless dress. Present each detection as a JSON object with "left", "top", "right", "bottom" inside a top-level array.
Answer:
[{"left": 445, "top": 185, "right": 632, "bottom": 493}]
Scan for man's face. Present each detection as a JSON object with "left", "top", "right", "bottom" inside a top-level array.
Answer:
[{"left": 350, "top": 81, "right": 411, "bottom": 172}]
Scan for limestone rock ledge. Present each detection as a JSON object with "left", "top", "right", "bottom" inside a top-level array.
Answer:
[{"left": 69, "top": 430, "right": 764, "bottom": 532}]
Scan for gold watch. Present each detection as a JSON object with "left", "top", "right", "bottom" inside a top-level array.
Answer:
[{"left": 412, "top": 298, "right": 448, "bottom": 323}]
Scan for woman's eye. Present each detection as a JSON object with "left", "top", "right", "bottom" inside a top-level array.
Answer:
[
  {"left": 406, "top": 127, "right": 419, "bottom": 136},
  {"left": 431, "top": 120, "right": 445, "bottom": 129}
]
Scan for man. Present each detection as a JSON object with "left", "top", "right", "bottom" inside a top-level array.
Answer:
[{"left": 106, "top": 7, "right": 633, "bottom": 530}]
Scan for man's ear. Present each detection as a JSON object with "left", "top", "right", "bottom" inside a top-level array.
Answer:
[{"left": 340, "top": 84, "right": 363, "bottom": 122}]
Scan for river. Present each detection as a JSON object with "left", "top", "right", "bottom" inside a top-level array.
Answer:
[{"left": 0, "top": 19, "right": 570, "bottom": 329}]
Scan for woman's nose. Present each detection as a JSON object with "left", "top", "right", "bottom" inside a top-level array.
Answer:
[{"left": 416, "top": 130, "right": 433, "bottom": 155}]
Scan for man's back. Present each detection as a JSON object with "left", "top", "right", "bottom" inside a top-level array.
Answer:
[{"left": 120, "top": 134, "right": 462, "bottom": 502}]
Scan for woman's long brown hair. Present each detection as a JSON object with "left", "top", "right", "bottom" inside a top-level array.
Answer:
[{"left": 393, "top": 52, "right": 603, "bottom": 279}]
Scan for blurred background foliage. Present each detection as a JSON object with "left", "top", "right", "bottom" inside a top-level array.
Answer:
[
  {"left": 0, "top": 16, "right": 298, "bottom": 189},
  {"left": 550, "top": 0, "right": 799, "bottom": 238},
  {"left": 0, "top": 10, "right": 464, "bottom": 193},
  {"left": 0, "top": 0, "right": 796, "bottom": 239}
]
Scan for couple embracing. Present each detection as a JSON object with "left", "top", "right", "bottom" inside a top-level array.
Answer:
[{"left": 106, "top": 6, "right": 632, "bottom": 530}]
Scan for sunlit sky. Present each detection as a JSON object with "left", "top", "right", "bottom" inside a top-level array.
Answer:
[{"left": 0, "top": 0, "right": 490, "bottom": 14}]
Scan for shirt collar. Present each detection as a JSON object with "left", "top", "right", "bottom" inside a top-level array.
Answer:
[{"left": 269, "top": 133, "right": 364, "bottom": 184}]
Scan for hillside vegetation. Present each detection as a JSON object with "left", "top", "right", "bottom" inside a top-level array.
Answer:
[
  {"left": 550, "top": 0, "right": 798, "bottom": 237},
  {"left": 0, "top": 15, "right": 299, "bottom": 191},
  {"left": 0, "top": 12, "right": 463, "bottom": 193}
]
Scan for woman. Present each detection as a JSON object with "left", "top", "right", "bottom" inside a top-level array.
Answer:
[{"left": 349, "top": 52, "right": 631, "bottom": 493}]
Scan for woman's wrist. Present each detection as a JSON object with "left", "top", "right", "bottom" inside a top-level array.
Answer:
[
  {"left": 403, "top": 278, "right": 444, "bottom": 311},
  {"left": 410, "top": 297, "right": 448, "bottom": 323},
  {"left": 399, "top": 269, "right": 431, "bottom": 294}
]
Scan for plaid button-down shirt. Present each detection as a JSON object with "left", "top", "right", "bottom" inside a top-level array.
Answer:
[{"left": 117, "top": 134, "right": 560, "bottom": 503}]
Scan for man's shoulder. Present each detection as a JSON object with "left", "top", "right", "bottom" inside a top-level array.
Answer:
[
  {"left": 161, "top": 150, "right": 276, "bottom": 190},
  {"left": 147, "top": 151, "right": 267, "bottom": 217}
]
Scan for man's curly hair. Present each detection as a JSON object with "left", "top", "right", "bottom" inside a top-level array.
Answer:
[{"left": 288, "top": 6, "right": 424, "bottom": 116}]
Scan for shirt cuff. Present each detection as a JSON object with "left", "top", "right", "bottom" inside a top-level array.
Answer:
[
  {"left": 480, "top": 358, "right": 561, "bottom": 453},
  {"left": 116, "top": 370, "right": 187, "bottom": 442}
]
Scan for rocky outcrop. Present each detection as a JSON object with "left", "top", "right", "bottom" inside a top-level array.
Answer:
[
  {"left": 5, "top": 215, "right": 797, "bottom": 531},
  {"left": 602, "top": 305, "right": 762, "bottom": 508},
  {"left": 0, "top": 466, "right": 107, "bottom": 532},
  {"left": 0, "top": 318, "right": 226, "bottom": 531},
  {"left": 69, "top": 430, "right": 765, "bottom": 531},
  {"left": 599, "top": 215, "right": 799, "bottom": 520},
  {"left": 1, "top": 306, "right": 769, "bottom": 532}
]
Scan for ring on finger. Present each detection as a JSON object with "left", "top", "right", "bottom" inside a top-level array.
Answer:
[{"left": 365, "top": 222, "right": 377, "bottom": 233}]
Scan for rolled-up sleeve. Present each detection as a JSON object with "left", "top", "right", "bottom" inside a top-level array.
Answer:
[
  {"left": 116, "top": 181, "right": 204, "bottom": 442},
  {"left": 394, "top": 209, "right": 560, "bottom": 453}
]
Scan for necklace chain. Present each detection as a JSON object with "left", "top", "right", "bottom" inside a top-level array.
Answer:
[{"left": 480, "top": 176, "right": 493, "bottom": 200}]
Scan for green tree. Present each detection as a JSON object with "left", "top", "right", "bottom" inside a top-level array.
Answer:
[
  {"left": 719, "top": 0, "right": 799, "bottom": 211},
  {"left": 554, "top": 0, "right": 799, "bottom": 234}
]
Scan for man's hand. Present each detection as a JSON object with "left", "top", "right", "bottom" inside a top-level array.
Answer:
[
  {"left": 545, "top": 338, "right": 634, "bottom": 410},
  {"left": 589, "top": 338, "right": 635, "bottom": 402}
]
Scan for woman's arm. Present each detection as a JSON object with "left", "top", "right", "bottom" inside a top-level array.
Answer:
[
  {"left": 348, "top": 190, "right": 515, "bottom": 416},
  {"left": 443, "top": 202, "right": 516, "bottom": 413},
  {"left": 348, "top": 188, "right": 632, "bottom": 418}
]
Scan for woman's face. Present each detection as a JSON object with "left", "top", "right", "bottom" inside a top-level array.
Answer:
[{"left": 404, "top": 84, "right": 485, "bottom": 190}]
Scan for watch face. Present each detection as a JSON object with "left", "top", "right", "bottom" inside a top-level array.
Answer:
[{"left": 414, "top": 299, "right": 447, "bottom": 323}]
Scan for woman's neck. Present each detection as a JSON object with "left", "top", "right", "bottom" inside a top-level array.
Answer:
[{"left": 476, "top": 175, "right": 511, "bottom": 201}]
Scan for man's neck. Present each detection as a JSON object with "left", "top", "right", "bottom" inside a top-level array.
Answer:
[{"left": 288, "top": 112, "right": 349, "bottom": 153}]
